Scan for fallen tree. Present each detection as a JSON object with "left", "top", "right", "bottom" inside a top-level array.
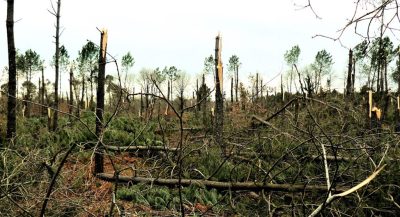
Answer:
[
  {"left": 105, "top": 145, "right": 178, "bottom": 152},
  {"left": 96, "top": 173, "right": 348, "bottom": 193}
]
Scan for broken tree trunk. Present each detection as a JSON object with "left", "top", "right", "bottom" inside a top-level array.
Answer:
[
  {"left": 214, "top": 34, "right": 224, "bottom": 151},
  {"left": 52, "top": 0, "right": 61, "bottom": 131},
  {"left": 94, "top": 29, "right": 108, "bottom": 174},
  {"left": 96, "top": 173, "right": 348, "bottom": 193},
  {"left": 105, "top": 145, "right": 178, "bottom": 153}
]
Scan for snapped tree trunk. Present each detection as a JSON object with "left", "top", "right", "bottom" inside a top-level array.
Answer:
[
  {"left": 6, "top": 0, "right": 17, "bottom": 139},
  {"left": 346, "top": 49, "right": 353, "bottom": 96},
  {"left": 94, "top": 29, "right": 108, "bottom": 174},
  {"left": 214, "top": 34, "right": 224, "bottom": 151},
  {"left": 52, "top": 0, "right": 61, "bottom": 131},
  {"left": 96, "top": 173, "right": 348, "bottom": 193}
]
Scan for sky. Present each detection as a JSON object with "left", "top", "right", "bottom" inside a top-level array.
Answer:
[{"left": 0, "top": 0, "right": 395, "bottom": 93}]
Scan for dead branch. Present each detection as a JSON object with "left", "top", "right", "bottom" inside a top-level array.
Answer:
[
  {"left": 308, "top": 164, "right": 386, "bottom": 217},
  {"left": 251, "top": 97, "right": 299, "bottom": 128}
]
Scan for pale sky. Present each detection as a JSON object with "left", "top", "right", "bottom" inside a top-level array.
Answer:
[{"left": 0, "top": 0, "right": 395, "bottom": 93}]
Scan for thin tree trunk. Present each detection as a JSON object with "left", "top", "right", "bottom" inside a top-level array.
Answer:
[
  {"left": 214, "top": 34, "right": 224, "bottom": 151},
  {"left": 167, "top": 80, "right": 170, "bottom": 101},
  {"left": 41, "top": 66, "right": 45, "bottom": 116},
  {"left": 140, "top": 88, "right": 143, "bottom": 119},
  {"left": 235, "top": 65, "right": 239, "bottom": 102},
  {"left": 281, "top": 74, "right": 284, "bottom": 102},
  {"left": 90, "top": 74, "right": 94, "bottom": 110},
  {"left": 230, "top": 77, "right": 233, "bottom": 103},
  {"left": 146, "top": 84, "right": 149, "bottom": 118},
  {"left": 94, "top": 29, "right": 108, "bottom": 174},
  {"left": 69, "top": 67, "right": 74, "bottom": 116},
  {"left": 38, "top": 78, "right": 41, "bottom": 116},
  {"left": 255, "top": 73, "right": 259, "bottom": 100},
  {"left": 384, "top": 57, "right": 388, "bottom": 92},
  {"left": 6, "top": 0, "right": 17, "bottom": 139},
  {"left": 52, "top": 0, "right": 61, "bottom": 131},
  {"left": 346, "top": 49, "right": 353, "bottom": 96},
  {"left": 398, "top": 52, "right": 400, "bottom": 94}
]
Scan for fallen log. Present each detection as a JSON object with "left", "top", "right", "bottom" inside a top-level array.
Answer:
[
  {"left": 105, "top": 145, "right": 178, "bottom": 152},
  {"left": 308, "top": 155, "right": 355, "bottom": 162},
  {"left": 96, "top": 173, "right": 347, "bottom": 193},
  {"left": 155, "top": 127, "right": 206, "bottom": 134}
]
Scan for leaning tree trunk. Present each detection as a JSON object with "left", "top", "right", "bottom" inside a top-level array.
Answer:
[
  {"left": 6, "top": 0, "right": 17, "bottom": 139},
  {"left": 214, "top": 34, "right": 224, "bottom": 152},
  {"left": 52, "top": 0, "right": 61, "bottom": 131},
  {"left": 94, "top": 29, "right": 108, "bottom": 174},
  {"left": 346, "top": 49, "right": 353, "bottom": 96}
]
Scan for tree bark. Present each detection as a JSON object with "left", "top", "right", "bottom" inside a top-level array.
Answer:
[
  {"left": 94, "top": 29, "right": 108, "bottom": 174},
  {"left": 352, "top": 58, "right": 356, "bottom": 92},
  {"left": 41, "top": 67, "right": 45, "bottom": 116},
  {"left": 230, "top": 77, "right": 233, "bottom": 103},
  {"left": 79, "top": 75, "right": 85, "bottom": 116},
  {"left": 255, "top": 73, "right": 259, "bottom": 100},
  {"left": 69, "top": 67, "right": 74, "bottom": 117},
  {"left": 96, "top": 173, "right": 348, "bottom": 193},
  {"left": 398, "top": 52, "right": 400, "bottom": 94},
  {"left": 214, "top": 34, "right": 224, "bottom": 151},
  {"left": 140, "top": 88, "right": 143, "bottom": 119},
  {"left": 235, "top": 65, "right": 239, "bottom": 102},
  {"left": 346, "top": 49, "right": 353, "bottom": 96},
  {"left": 52, "top": 0, "right": 61, "bottom": 131},
  {"left": 6, "top": 0, "right": 17, "bottom": 139},
  {"left": 384, "top": 57, "right": 388, "bottom": 92}
]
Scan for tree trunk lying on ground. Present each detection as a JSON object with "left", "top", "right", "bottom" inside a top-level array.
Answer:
[
  {"left": 96, "top": 173, "right": 348, "bottom": 193},
  {"left": 105, "top": 145, "right": 178, "bottom": 152},
  {"left": 155, "top": 127, "right": 206, "bottom": 134}
]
